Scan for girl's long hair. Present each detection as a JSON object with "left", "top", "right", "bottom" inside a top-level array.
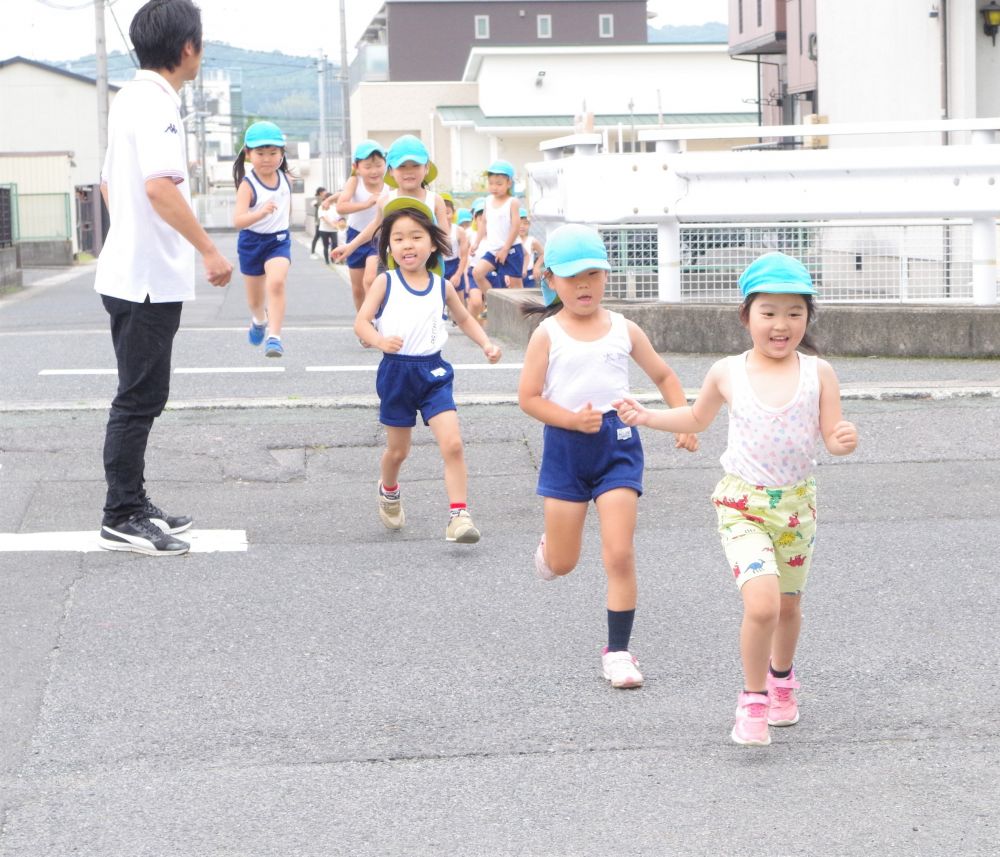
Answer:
[
  {"left": 232, "top": 146, "right": 291, "bottom": 189},
  {"left": 521, "top": 270, "right": 562, "bottom": 319},
  {"left": 738, "top": 292, "right": 820, "bottom": 355},
  {"left": 377, "top": 207, "right": 451, "bottom": 271}
]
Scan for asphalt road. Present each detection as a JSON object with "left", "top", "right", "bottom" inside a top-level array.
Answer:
[{"left": 1, "top": 234, "right": 998, "bottom": 856}]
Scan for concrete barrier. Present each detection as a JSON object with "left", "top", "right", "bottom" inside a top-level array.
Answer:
[
  {"left": 0, "top": 246, "right": 22, "bottom": 294},
  {"left": 486, "top": 290, "right": 1000, "bottom": 358},
  {"left": 16, "top": 240, "right": 73, "bottom": 268}
]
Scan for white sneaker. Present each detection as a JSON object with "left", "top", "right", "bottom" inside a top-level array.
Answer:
[
  {"left": 601, "top": 648, "right": 644, "bottom": 688},
  {"left": 377, "top": 482, "right": 404, "bottom": 529},
  {"left": 310, "top": 253, "right": 320, "bottom": 259}
]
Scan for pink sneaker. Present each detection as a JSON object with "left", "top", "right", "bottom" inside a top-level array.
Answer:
[
  {"left": 766, "top": 669, "right": 801, "bottom": 726},
  {"left": 534, "top": 535, "right": 557, "bottom": 581},
  {"left": 731, "top": 692, "right": 771, "bottom": 746},
  {"left": 601, "top": 647, "right": 644, "bottom": 688}
]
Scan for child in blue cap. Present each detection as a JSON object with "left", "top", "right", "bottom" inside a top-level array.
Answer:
[
  {"left": 468, "top": 159, "right": 523, "bottom": 322},
  {"left": 334, "top": 135, "right": 449, "bottom": 299},
  {"left": 518, "top": 224, "right": 697, "bottom": 690},
  {"left": 333, "top": 139, "right": 386, "bottom": 310},
  {"left": 233, "top": 120, "right": 292, "bottom": 358},
  {"left": 615, "top": 251, "right": 859, "bottom": 746},
  {"left": 517, "top": 207, "right": 542, "bottom": 288}
]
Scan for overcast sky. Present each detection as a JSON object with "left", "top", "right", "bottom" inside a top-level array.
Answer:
[{"left": 2, "top": 0, "right": 728, "bottom": 65}]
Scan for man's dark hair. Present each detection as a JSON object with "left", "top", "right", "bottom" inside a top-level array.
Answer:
[{"left": 130, "top": 0, "right": 203, "bottom": 72}]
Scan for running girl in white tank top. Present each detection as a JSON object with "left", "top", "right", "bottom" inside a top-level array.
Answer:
[
  {"left": 517, "top": 224, "right": 697, "bottom": 691},
  {"left": 354, "top": 197, "right": 501, "bottom": 544},
  {"left": 615, "top": 252, "right": 858, "bottom": 747},
  {"left": 333, "top": 140, "right": 386, "bottom": 311}
]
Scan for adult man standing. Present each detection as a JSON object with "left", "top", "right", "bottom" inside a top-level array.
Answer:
[{"left": 96, "top": 0, "right": 232, "bottom": 556}]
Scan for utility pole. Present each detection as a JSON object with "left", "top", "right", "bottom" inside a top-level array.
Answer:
[
  {"left": 317, "top": 52, "right": 330, "bottom": 190},
  {"left": 338, "top": 0, "right": 351, "bottom": 185},
  {"left": 94, "top": 0, "right": 109, "bottom": 172}
]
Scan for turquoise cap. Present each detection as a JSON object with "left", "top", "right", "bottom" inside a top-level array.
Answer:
[
  {"left": 738, "top": 252, "right": 816, "bottom": 297},
  {"left": 244, "top": 121, "right": 285, "bottom": 148},
  {"left": 540, "top": 224, "right": 611, "bottom": 307}
]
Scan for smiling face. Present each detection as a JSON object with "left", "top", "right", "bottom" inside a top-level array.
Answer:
[
  {"left": 742, "top": 292, "right": 810, "bottom": 360},
  {"left": 355, "top": 153, "right": 386, "bottom": 187},
  {"left": 549, "top": 267, "right": 607, "bottom": 315},
  {"left": 248, "top": 145, "right": 283, "bottom": 176},
  {"left": 391, "top": 160, "right": 428, "bottom": 193},
  {"left": 388, "top": 214, "right": 433, "bottom": 273}
]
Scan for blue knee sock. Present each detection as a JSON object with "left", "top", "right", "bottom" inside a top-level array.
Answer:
[{"left": 607, "top": 608, "right": 635, "bottom": 653}]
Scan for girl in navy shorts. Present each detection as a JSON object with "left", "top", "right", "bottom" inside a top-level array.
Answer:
[
  {"left": 517, "top": 224, "right": 698, "bottom": 688},
  {"left": 354, "top": 197, "right": 501, "bottom": 543}
]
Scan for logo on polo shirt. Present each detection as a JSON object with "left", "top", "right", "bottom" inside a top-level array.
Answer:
[{"left": 165, "top": 123, "right": 178, "bottom": 134}]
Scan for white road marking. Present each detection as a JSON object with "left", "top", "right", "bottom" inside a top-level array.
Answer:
[
  {"left": 39, "top": 369, "right": 117, "bottom": 376},
  {"left": 305, "top": 363, "right": 524, "bottom": 372},
  {"left": 5, "top": 325, "right": 355, "bottom": 337},
  {"left": 173, "top": 367, "right": 285, "bottom": 374},
  {"left": 0, "top": 529, "right": 248, "bottom": 553}
]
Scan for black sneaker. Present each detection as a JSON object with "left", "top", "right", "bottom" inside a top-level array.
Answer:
[
  {"left": 142, "top": 498, "right": 193, "bottom": 534},
  {"left": 99, "top": 515, "right": 190, "bottom": 556}
]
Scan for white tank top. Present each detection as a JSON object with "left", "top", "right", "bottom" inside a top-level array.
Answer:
[
  {"left": 374, "top": 269, "right": 449, "bottom": 356},
  {"left": 243, "top": 169, "right": 290, "bottom": 234},
  {"left": 346, "top": 182, "right": 381, "bottom": 231},
  {"left": 483, "top": 196, "right": 521, "bottom": 253},
  {"left": 443, "top": 223, "right": 460, "bottom": 261},
  {"left": 719, "top": 351, "right": 822, "bottom": 487},
  {"left": 540, "top": 311, "right": 631, "bottom": 414}
]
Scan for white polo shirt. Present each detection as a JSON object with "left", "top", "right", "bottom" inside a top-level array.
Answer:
[{"left": 94, "top": 70, "right": 196, "bottom": 303}]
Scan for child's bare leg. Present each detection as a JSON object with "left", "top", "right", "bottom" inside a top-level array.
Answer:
[
  {"left": 739, "top": 575, "right": 781, "bottom": 691},
  {"left": 506, "top": 275, "right": 523, "bottom": 289},
  {"left": 262, "top": 257, "right": 289, "bottom": 335},
  {"left": 595, "top": 488, "right": 638, "bottom": 611},
  {"left": 380, "top": 426, "right": 412, "bottom": 489},
  {"left": 347, "top": 267, "right": 365, "bottom": 311},
  {"left": 541, "top": 497, "right": 588, "bottom": 576},
  {"left": 770, "top": 593, "right": 803, "bottom": 672},
  {"left": 244, "top": 274, "right": 266, "bottom": 321},
  {"left": 466, "top": 287, "right": 484, "bottom": 318},
  {"left": 472, "top": 258, "right": 495, "bottom": 292},
  {"left": 427, "top": 410, "right": 467, "bottom": 504}
]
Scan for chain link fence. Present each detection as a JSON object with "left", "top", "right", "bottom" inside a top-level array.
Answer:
[
  {"left": 17, "top": 193, "right": 71, "bottom": 242},
  {"left": 597, "top": 220, "right": 997, "bottom": 303}
]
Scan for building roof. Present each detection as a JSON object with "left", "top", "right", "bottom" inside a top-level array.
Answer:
[
  {"left": 437, "top": 105, "right": 758, "bottom": 132},
  {"left": 0, "top": 56, "right": 121, "bottom": 91}
]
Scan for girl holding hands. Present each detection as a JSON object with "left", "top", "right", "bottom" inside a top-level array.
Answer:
[
  {"left": 615, "top": 252, "right": 858, "bottom": 745},
  {"left": 518, "top": 224, "right": 697, "bottom": 689}
]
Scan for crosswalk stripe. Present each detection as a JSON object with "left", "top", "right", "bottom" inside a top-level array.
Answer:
[{"left": 0, "top": 529, "right": 248, "bottom": 553}]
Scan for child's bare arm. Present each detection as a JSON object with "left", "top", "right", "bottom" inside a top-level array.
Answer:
[{"left": 818, "top": 360, "right": 858, "bottom": 454}]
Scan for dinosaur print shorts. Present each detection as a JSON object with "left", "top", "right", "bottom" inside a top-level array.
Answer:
[{"left": 711, "top": 472, "right": 817, "bottom": 595}]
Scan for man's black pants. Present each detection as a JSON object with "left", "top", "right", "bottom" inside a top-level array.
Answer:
[{"left": 101, "top": 294, "right": 182, "bottom": 526}]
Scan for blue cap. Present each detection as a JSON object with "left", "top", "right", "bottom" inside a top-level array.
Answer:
[
  {"left": 471, "top": 196, "right": 487, "bottom": 214},
  {"left": 456, "top": 208, "right": 472, "bottom": 224},
  {"left": 385, "top": 134, "right": 438, "bottom": 186},
  {"left": 519, "top": 207, "right": 528, "bottom": 218},
  {"left": 244, "top": 121, "right": 285, "bottom": 148},
  {"left": 540, "top": 224, "right": 611, "bottom": 306},
  {"left": 738, "top": 252, "right": 816, "bottom": 298},
  {"left": 485, "top": 159, "right": 515, "bottom": 180},
  {"left": 353, "top": 139, "right": 386, "bottom": 162}
]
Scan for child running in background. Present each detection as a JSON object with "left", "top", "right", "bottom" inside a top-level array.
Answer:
[
  {"left": 440, "top": 193, "right": 470, "bottom": 303},
  {"left": 468, "top": 160, "right": 522, "bottom": 321},
  {"left": 233, "top": 121, "right": 292, "bottom": 358},
  {"left": 355, "top": 197, "right": 501, "bottom": 544},
  {"left": 615, "top": 252, "right": 858, "bottom": 744},
  {"left": 334, "top": 140, "right": 386, "bottom": 310},
  {"left": 518, "top": 224, "right": 697, "bottom": 688},
  {"left": 334, "top": 135, "right": 450, "bottom": 296},
  {"left": 519, "top": 208, "right": 543, "bottom": 288}
]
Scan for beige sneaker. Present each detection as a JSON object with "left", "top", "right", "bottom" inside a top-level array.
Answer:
[
  {"left": 445, "top": 509, "right": 480, "bottom": 543},
  {"left": 377, "top": 482, "right": 404, "bottom": 530}
]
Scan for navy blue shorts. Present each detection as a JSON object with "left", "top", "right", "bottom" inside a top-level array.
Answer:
[
  {"left": 346, "top": 226, "right": 379, "bottom": 270},
  {"left": 376, "top": 352, "right": 456, "bottom": 427},
  {"left": 481, "top": 244, "right": 525, "bottom": 281},
  {"left": 444, "top": 257, "right": 461, "bottom": 283},
  {"left": 237, "top": 229, "right": 291, "bottom": 276},
  {"left": 537, "top": 411, "right": 644, "bottom": 502},
  {"left": 468, "top": 267, "right": 502, "bottom": 290}
]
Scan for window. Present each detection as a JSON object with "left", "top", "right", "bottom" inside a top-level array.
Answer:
[
  {"left": 537, "top": 14, "right": 552, "bottom": 39},
  {"left": 599, "top": 13, "right": 614, "bottom": 38},
  {"left": 474, "top": 14, "right": 490, "bottom": 39}
]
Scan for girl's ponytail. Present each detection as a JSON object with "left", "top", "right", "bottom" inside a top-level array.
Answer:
[{"left": 232, "top": 146, "right": 248, "bottom": 189}]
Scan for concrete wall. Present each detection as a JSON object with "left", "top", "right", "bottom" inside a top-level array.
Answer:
[
  {"left": 487, "top": 290, "right": 1000, "bottom": 358},
  {"left": 0, "top": 246, "right": 21, "bottom": 292},
  {"left": 16, "top": 240, "right": 73, "bottom": 268},
  {"left": 474, "top": 45, "right": 757, "bottom": 117}
]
